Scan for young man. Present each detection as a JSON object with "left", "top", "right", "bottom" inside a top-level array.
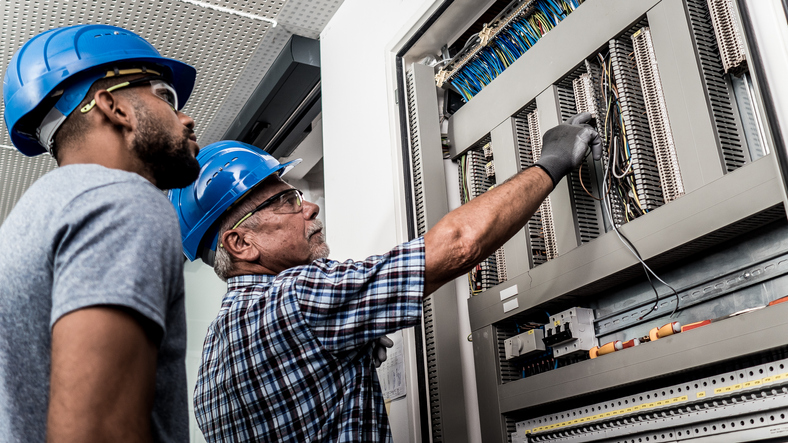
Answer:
[
  {"left": 0, "top": 24, "right": 199, "bottom": 441},
  {"left": 171, "top": 114, "right": 600, "bottom": 442}
]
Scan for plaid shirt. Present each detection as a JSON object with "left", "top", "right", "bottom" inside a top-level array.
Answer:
[{"left": 194, "top": 238, "right": 425, "bottom": 442}]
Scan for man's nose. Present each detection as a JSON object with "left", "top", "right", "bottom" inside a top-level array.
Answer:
[
  {"left": 178, "top": 111, "right": 195, "bottom": 131},
  {"left": 303, "top": 200, "right": 319, "bottom": 220}
]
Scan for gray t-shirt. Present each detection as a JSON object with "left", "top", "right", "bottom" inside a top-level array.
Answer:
[{"left": 0, "top": 164, "right": 188, "bottom": 442}]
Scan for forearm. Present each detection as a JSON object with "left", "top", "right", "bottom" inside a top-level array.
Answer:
[{"left": 423, "top": 165, "right": 553, "bottom": 294}]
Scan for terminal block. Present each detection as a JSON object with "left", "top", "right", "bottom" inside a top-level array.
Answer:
[
  {"left": 504, "top": 329, "right": 546, "bottom": 360},
  {"left": 485, "top": 160, "right": 495, "bottom": 178},
  {"left": 543, "top": 307, "right": 597, "bottom": 357}
]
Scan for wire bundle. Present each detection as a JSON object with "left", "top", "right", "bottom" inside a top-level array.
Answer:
[
  {"left": 588, "top": 51, "right": 680, "bottom": 320},
  {"left": 449, "top": 0, "right": 583, "bottom": 101},
  {"left": 594, "top": 52, "right": 648, "bottom": 223}
]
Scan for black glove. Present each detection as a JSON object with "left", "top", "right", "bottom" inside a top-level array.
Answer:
[
  {"left": 372, "top": 335, "right": 394, "bottom": 368},
  {"left": 535, "top": 112, "right": 602, "bottom": 187}
]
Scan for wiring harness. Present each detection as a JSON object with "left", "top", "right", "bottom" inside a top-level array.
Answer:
[{"left": 437, "top": 0, "right": 583, "bottom": 101}]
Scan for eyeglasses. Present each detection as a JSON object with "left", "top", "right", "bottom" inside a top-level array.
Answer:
[
  {"left": 80, "top": 76, "right": 178, "bottom": 113},
  {"left": 231, "top": 188, "right": 304, "bottom": 230}
]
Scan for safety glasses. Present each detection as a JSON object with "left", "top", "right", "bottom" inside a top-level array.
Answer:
[
  {"left": 231, "top": 189, "right": 304, "bottom": 230},
  {"left": 80, "top": 76, "right": 178, "bottom": 113}
]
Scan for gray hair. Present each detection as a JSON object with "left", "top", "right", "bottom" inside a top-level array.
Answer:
[{"left": 212, "top": 194, "right": 262, "bottom": 281}]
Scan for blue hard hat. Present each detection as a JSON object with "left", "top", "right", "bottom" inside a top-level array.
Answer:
[
  {"left": 169, "top": 140, "right": 302, "bottom": 264},
  {"left": 3, "top": 24, "right": 197, "bottom": 156}
]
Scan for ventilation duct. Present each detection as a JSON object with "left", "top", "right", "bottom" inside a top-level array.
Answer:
[{"left": 223, "top": 35, "right": 321, "bottom": 159}]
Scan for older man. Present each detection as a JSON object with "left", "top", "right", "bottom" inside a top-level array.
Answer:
[
  {"left": 172, "top": 114, "right": 600, "bottom": 442},
  {"left": 0, "top": 24, "right": 199, "bottom": 441}
]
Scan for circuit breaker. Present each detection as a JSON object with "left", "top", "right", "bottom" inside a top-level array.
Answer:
[{"left": 542, "top": 307, "right": 597, "bottom": 357}]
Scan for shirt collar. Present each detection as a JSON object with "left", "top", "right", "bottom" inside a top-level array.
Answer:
[{"left": 226, "top": 274, "right": 277, "bottom": 292}]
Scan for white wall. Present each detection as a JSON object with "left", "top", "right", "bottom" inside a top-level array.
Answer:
[
  {"left": 320, "top": 1, "right": 482, "bottom": 442},
  {"left": 183, "top": 260, "right": 225, "bottom": 443}
]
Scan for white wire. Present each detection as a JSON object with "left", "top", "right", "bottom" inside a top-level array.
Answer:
[{"left": 611, "top": 137, "right": 633, "bottom": 179}]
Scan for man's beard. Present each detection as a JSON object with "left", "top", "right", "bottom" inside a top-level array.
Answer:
[
  {"left": 307, "top": 218, "right": 330, "bottom": 261},
  {"left": 132, "top": 109, "right": 200, "bottom": 190}
]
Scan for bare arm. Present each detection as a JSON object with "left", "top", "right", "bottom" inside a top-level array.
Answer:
[
  {"left": 48, "top": 307, "right": 158, "bottom": 443},
  {"left": 423, "top": 112, "right": 602, "bottom": 295},
  {"left": 423, "top": 166, "right": 552, "bottom": 295}
]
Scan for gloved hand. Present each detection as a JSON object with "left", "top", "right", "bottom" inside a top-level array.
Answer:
[
  {"left": 372, "top": 335, "right": 394, "bottom": 368},
  {"left": 535, "top": 112, "right": 603, "bottom": 188}
]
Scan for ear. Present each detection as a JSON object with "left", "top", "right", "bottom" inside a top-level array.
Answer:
[
  {"left": 92, "top": 90, "right": 135, "bottom": 133},
  {"left": 220, "top": 228, "right": 261, "bottom": 263}
]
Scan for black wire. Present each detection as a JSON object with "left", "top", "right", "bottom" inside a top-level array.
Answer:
[
  {"left": 596, "top": 71, "right": 682, "bottom": 320},
  {"left": 609, "top": 187, "right": 680, "bottom": 315},
  {"left": 639, "top": 263, "right": 660, "bottom": 320}
]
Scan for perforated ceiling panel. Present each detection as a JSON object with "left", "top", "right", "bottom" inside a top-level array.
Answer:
[
  {"left": 0, "top": 0, "right": 342, "bottom": 224},
  {"left": 1, "top": 0, "right": 285, "bottom": 147},
  {"left": 199, "top": 0, "right": 343, "bottom": 144}
]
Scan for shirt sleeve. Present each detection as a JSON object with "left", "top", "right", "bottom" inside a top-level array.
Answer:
[
  {"left": 49, "top": 180, "right": 184, "bottom": 340},
  {"left": 290, "top": 237, "right": 425, "bottom": 352}
]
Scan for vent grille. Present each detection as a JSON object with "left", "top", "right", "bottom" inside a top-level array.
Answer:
[
  {"left": 610, "top": 24, "right": 665, "bottom": 212},
  {"left": 0, "top": 149, "right": 58, "bottom": 225},
  {"left": 686, "top": 0, "right": 749, "bottom": 172},
  {"left": 422, "top": 291, "right": 442, "bottom": 442},
  {"left": 505, "top": 416, "right": 517, "bottom": 443},
  {"left": 406, "top": 69, "right": 427, "bottom": 237},
  {"left": 497, "top": 326, "right": 521, "bottom": 384},
  {"left": 405, "top": 67, "right": 443, "bottom": 442},
  {"left": 556, "top": 85, "right": 602, "bottom": 244},
  {"left": 632, "top": 27, "right": 685, "bottom": 203}
]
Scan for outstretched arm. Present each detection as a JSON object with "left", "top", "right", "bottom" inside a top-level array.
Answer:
[{"left": 423, "top": 113, "right": 602, "bottom": 295}]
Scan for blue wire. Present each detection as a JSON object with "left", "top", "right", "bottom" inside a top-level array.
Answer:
[{"left": 449, "top": 0, "right": 581, "bottom": 99}]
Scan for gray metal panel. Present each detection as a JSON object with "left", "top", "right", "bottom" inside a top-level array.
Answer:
[
  {"left": 403, "top": 0, "right": 499, "bottom": 65},
  {"left": 536, "top": 88, "right": 579, "bottom": 255},
  {"left": 491, "top": 119, "right": 530, "bottom": 277},
  {"left": 736, "top": 0, "right": 788, "bottom": 214},
  {"left": 447, "top": 0, "right": 662, "bottom": 157},
  {"left": 426, "top": 285, "right": 469, "bottom": 443},
  {"left": 467, "top": 156, "right": 782, "bottom": 330},
  {"left": 497, "top": 299, "right": 788, "bottom": 413},
  {"left": 409, "top": 62, "right": 469, "bottom": 443},
  {"left": 647, "top": 0, "right": 726, "bottom": 192},
  {"left": 472, "top": 325, "right": 508, "bottom": 443},
  {"left": 411, "top": 62, "right": 451, "bottom": 230}
]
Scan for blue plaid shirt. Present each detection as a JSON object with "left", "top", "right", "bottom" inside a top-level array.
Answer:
[{"left": 194, "top": 238, "right": 425, "bottom": 442}]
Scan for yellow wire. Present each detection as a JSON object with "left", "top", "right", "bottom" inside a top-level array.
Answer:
[{"left": 630, "top": 183, "right": 645, "bottom": 210}]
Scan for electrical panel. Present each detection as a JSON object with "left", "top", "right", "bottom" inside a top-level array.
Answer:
[{"left": 397, "top": 0, "right": 788, "bottom": 441}]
